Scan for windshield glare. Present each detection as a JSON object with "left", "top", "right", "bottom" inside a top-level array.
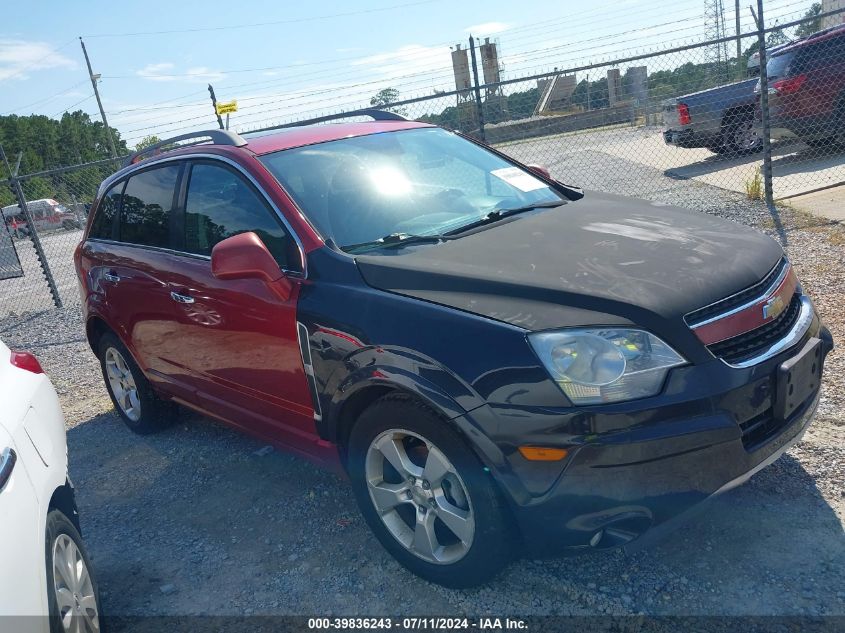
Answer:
[{"left": 259, "top": 127, "right": 564, "bottom": 251}]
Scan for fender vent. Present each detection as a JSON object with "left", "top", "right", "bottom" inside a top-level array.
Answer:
[{"left": 297, "top": 322, "right": 322, "bottom": 421}]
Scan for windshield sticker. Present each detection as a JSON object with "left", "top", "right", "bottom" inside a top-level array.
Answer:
[{"left": 490, "top": 167, "right": 547, "bottom": 192}]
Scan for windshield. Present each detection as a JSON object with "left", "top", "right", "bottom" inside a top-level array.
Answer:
[{"left": 259, "top": 127, "right": 565, "bottom": 251}]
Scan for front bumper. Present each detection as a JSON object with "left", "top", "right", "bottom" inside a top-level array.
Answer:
[{"left": 461, "top": 318, "right": 833, "bottom": 554}]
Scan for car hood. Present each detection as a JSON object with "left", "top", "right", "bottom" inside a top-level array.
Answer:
[{"left": 354, "top": 191, "right": 784, "bottom": 333}]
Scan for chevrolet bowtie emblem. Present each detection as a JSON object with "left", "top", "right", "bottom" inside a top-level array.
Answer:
[{"left": 762, "top": 295, "right": 786, "bottom": 320}]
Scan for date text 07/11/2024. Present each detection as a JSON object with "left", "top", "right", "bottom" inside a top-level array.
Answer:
[{"left": 307, "top": 617, "right": 529, "bottom": 630}]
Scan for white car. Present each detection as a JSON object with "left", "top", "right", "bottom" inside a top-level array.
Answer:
[{"left": 0, "top": 340, "right": 101, "bottom": 633}]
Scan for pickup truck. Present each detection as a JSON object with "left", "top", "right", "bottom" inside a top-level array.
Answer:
[{"left": 663, "top": 55, "right": 764, "bottom": 155}]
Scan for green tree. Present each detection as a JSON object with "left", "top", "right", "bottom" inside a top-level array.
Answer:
[
  {"left": 370, "top": 88, "right": 408, "bottom": 116},
  {"left": 135, "top": 135, "right": 162, "bottom": 151},
  {"left": 795, "top": 3, "right": 823, "bottom": 39},
  {"left": 0, "top": 186, "right": 15, "bottom": 208},
  {"left": 21, "top": 176, "right": 53, "bottom": 200},
  {"left": 0, "top": 110, "right": 128, "bottom": 208}
]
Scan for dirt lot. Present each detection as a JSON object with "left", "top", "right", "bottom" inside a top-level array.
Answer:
[{"left": 2, "top": 168, "right": 843, "bottom": 625}]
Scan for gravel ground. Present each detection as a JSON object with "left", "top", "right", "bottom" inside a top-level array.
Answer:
[{"left": 1, "top": 152, "right": 843, "bottom": 623}]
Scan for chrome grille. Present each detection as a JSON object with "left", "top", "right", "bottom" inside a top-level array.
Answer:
[
  {"left": 707, "top": 292, "right": 802, "bottom": 365},
  {"left": 685, "top": 258, "right": 788, "bottom": 327}
]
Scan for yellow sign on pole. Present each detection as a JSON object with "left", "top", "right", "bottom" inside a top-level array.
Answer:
[{"left": 215, "top": 100, "right": 238, "bottom": 115}]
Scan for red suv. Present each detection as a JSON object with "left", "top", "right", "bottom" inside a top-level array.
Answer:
[
  {"left": 75, "top": 113, "right": 831, "bottom": 587},
  {"left": 763, "top": 24, "right": 845, "bottom": 146}
]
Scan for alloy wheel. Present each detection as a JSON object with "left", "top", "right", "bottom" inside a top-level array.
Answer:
[
  {"left": 733, "top": 118, "right": 760, "bottom": 152},
  {"left": 52, "top": 534, "right": 100, "bottom": 633},
  {"left": 365, "top": 428, "right": 475, "bottom": 565},
  {"left": 105, "top": 347, "right": 141, "bottom": 421}
]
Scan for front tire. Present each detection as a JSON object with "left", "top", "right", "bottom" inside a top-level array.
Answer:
[
  {"left": 347, "top": 394, "right": 513, "bottom": 588},
  {"left": 97, "top": 332, "right": 176, "bottom": 434},
  {"left": 45, "top": 510, "right": 102, "bottom": 633}
]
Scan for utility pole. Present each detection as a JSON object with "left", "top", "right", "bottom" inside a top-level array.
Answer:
[
  {"left": 752, "top": 0, "right": 774, "bottom": 208},
  {"left": 736, "top": 0, "right": 744, "bottom": 79},
  {"left": 208, "top": 84, "right": 225, "bottom": 130},
  {"left": 79, "top": 38, "right": 117, "bottom": 159},
  {"left": 468, "top": 36, "right": 486, "bottom": 142}
]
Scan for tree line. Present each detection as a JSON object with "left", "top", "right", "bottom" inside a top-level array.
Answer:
[{"left": 0, "top": 111, "right": 128, "bottom": 208}]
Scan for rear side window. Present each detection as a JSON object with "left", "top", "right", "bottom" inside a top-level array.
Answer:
[
  {"left": 89, "top": 182, "right": 123, "bottom": 240},
  {"left": 184, "top": 162, "right": 300, "bottom": 271},
  {"left": 119, "top": 165, "right": 180, "bottom": 248},
  {"left": 767, "top": 51, "right": 796, "bottom": 79}
]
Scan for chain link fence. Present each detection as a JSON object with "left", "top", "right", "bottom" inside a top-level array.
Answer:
[
  {"left": 0, "top": 156, "right": 123, "bottom": 317},
  {"left": 2, "top": 7, "right": 844, "bottom": 319}
]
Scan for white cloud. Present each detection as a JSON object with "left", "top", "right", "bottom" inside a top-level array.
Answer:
[
  {"left": 0, "top": 40, "right": 75, "bottom": 81},
  {"left": 464, "top": 22, "right": 510, "bottom": 36},
  {"left": 136, "top": 62, "right": 175, "bottom": 80},
  {"left": 185, "top": 66, "right": 224, "bottom": 82},
  {"left": 137, "top": 62, "right": 224, "bottom": 83},
  {"left": 351, "top": 43, "right": 450, "bottom": 80}
]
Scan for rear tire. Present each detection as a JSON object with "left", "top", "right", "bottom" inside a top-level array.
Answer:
[
  {"left": 347, "top": 394, "right": 514, "bottom": 588},
  {"left": 45, "top": 510, "right": 103, "bottom": 633},
  {"left": 97, "top": 331, "right": 177, "bottom": 434},
  {"left": 721, "top": 111, "right": 762, "bottom": 155}
]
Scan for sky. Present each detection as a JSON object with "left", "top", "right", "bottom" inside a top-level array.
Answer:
[{"left": 0, "top": 0, "right": 818, "bottom": 149}]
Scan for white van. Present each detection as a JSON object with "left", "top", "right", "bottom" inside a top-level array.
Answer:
[{"left": 2, "top": 199, "right": 80, "bottom": 235}]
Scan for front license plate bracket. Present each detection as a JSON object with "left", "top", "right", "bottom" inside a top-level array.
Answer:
[{"left": 774, "top": 337, "right": 822, "bottom": 421}]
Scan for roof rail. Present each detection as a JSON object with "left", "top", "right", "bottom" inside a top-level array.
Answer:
[
  {"left": 286, "top": 108, "right": 408, "bottom": 127},
  {"left": 124, "top": 129, "right": 247, "bottom": 167},
  {"left": 246, "top": 108, "right": 409, "bottom": 135},
  {"left": 356, "top": 109, "right": 409, "bottom": 122}
]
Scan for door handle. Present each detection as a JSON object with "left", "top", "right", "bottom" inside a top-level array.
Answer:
[
  {"left": 170, "top": 291, "right": 195, "bottom": 304},
  {"left": 103, "top": 272, "right": 120, "bottom": 283}
]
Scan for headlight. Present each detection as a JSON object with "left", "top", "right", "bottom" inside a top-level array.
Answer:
[{"left": 528, "top": 328, "right": 686, "bottom": 405}]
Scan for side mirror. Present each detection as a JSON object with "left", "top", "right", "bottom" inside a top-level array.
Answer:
[
  {"left": 526, "top": 164, "right": 551, "bottom": 180},
  {"left": 211, "top": 231, "right": 283, "bottom": 283}
]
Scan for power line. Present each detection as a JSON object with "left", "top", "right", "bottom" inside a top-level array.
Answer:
[
  {"left": 114, "top": 0, "right": 811, "bottom": 140},
  {"left": 52, "top": 93, "right": 95, "bottom": 118},
  {"left": 102, "top": 4, "right": 697, "bottom": 81},
  {"left": 82, "top": 0, "right": 441, "bottom": 38},
  {"left": 1, "top": 80, "right": 88, "bottom": 115},
  {"left": 107, "top": 0, "right": 779, "bottom": 109},
  {"left": 119, "top": 66, "right": 452, "bottom": 139},
  {"left": 100, "top": 0, "right": 720, "bottom": 120}
]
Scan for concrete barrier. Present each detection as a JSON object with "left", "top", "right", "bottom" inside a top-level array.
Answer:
[{"left": 485, "top": 104, "right": 634, "bottom": 144}]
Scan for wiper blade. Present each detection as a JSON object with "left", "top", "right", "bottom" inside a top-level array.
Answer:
[
  {"left": 344, "top": 201, "right": 566, "bottom": 252},
  {"left": 445, "top": 200, "right": 566, "bottom": 236},
  {"left": 344, "top": 232, "right": 454, "bottom": 253}
]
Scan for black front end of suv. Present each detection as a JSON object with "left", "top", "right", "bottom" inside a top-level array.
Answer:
[
  {"left": 432, "top": 253, "right": 833, "bottom": 553},
  {"left": 463, "top": 315, "right": 831, "bottom": 554},
  {"left": 324, "top": 193, "right": 834, "bottom": 556}
]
